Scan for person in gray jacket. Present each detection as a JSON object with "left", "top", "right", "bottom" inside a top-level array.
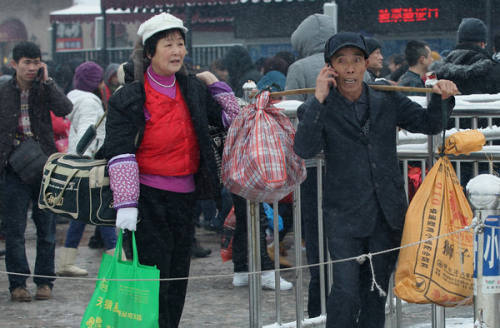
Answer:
[
  {"left": 285, "top": 14, "right": 335, "bottom": 102},
  {"left": 285, "top": 13, "right": 335, "bottom": 318}
]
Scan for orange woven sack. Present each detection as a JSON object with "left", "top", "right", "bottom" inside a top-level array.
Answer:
[{"left": 394, "top": 130, "right": 484, "bottom": 306}]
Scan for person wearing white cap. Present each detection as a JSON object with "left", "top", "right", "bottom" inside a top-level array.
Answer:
[{"left": 99, "top": 12, "right": 240, "bottom": 327}]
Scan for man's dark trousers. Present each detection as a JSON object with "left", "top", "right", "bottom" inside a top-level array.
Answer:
[{"left": 325, "top": 208, "right": 401, "bottom": 328}]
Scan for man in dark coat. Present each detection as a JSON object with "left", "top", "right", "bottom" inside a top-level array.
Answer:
[
  {"left": 222, "top": 45, "right": 262, "bottom": 97},
  {"left": 0, "top": 42, "right": 72, "bottom": 302},
  {"left": 431, "top": 17, "right": 500, "bottom": 184},
  {"left": 364, "top": 37, "right": 383, "bottom": 81},
  {"left": 431, "top": 17, "right": 500, "bottom": 95},
  {"left": 293, "top": 32, "right": 459, "bottom": 328},
  {"left": 398, "top": 40, "right": 434, "bottom": 96}
]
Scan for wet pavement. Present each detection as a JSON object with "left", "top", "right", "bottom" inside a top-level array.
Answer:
[{"left": 0, "top": 218, "right": 474, "bottom": 327}]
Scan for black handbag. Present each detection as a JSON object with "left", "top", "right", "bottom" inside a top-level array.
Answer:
[
  {"left": 8, "top": 138, "right": 48, "bottom": 184},
  {"left": 208, "top": 124, "right": 227, "bottom": 185},
  {"left": 38, "top": 153, "right": 116, "bottom": 225},
  {"left": 38, "top": 112, "right": 116, "bottom": 226}
]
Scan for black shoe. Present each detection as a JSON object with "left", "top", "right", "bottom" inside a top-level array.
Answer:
[
  {"left": 204, "top": 222, "right": 222, "bottom": 233},
  {"left": 88, "top": 235, "right": 105, "bottom": 249},
  {"left": 0, "top": 249, "right": 5, "bottom": 257},
  {"left": 192, "top": 244, "right": 212, "bottom": 258},
  {"left": 56, "top": 216, "right": 70, "bottom": 224}
]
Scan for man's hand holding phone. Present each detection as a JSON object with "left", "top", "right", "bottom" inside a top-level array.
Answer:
[
  {"left": 37, "top": 62, "right": 49, "bottom": 82},
  {"left": 314, "top": 63, "right": 338, "bottom": 104}
]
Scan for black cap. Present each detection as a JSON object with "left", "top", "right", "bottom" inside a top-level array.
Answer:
[
  {"left": 324, "top": 32, "right": 368, "bottom": 63},
  {"left": 457, "top": 18, "right": 487, "bottom": 43},
  {"left": 364, "top": 37, "right": 382, "bottom": 55}
]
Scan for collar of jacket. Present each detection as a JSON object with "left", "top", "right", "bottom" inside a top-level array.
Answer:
[
  {"left": 454, "top": 43, "right": 492, "bottom": 58},
  {"left": 326, "top": 83, "right": 384, "bottom": 129}
]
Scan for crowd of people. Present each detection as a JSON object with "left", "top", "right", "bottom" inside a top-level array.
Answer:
[{"left": 0, "top": 10, "right": 499, "bottom": 328}]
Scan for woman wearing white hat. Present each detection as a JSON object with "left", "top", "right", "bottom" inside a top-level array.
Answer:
[{"left": 100, "top": 13, "right": 240, "bottom": 327}]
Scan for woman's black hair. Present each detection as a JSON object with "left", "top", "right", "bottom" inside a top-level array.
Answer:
[{"left": 143, "top": 28, "right": 186, "bottom": 59}]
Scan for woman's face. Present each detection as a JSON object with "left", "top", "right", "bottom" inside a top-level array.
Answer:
[{"left": 149, "top": 30, "right": 186, "bottom": 77}]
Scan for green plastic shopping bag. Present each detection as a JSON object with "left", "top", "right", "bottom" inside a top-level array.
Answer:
[{"left": 81, "top": 230, "right": 160, "bottom": 328}]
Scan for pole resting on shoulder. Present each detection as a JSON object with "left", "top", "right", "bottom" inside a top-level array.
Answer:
[{"left": 251, "top": 85, "right": 439, "bottom": 99}]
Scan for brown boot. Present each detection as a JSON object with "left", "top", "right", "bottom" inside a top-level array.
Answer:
[
  {"left": 267, "top": 243, "right": 292, "bottom": 268},
  {"left": 35, "top": 285, "right": 51, "bottom": 301},
  {"left": 11, "top": 286, "right": 31, "bottom": 302}
]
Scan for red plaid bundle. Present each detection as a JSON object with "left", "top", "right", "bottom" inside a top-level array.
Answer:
[{"left": 222, "top": 91, "right": 306, "bottom": 202}]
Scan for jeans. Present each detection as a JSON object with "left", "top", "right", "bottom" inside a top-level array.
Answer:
[
  {"left": 213, "top": 187, "right": 233, "bottom": 228},
  {"left": 277, "top": 203, "right": 293, "bottom": 242},
  {"left": 64, "top": 221, "right": 117, "bottom": 250},
  {"left": 193, "top": 199, "right": 217, "bottom": 226},
  {"left": 2, "top": 167, "right": 56, "bottom": 291}
]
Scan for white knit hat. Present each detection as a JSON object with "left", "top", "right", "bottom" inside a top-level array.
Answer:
[{"left": 137, "top": 13, "right": 188, "bottom": 45}]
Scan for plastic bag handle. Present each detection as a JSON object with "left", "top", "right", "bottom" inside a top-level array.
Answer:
[{"left": 114, "top": 230, "right": 139, "bottom": 266}]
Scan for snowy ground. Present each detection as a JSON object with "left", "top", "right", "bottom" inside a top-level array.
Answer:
[{"left": 409, "top": 318, "right": 474, "bottom": 328}]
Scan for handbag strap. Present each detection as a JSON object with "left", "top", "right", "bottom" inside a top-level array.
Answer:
[
  {"left": 95, "top": 111, "right": 107, "bottom": 129},
  {"left": 41, "top": 164, "right": 79, "bottom": 208}
]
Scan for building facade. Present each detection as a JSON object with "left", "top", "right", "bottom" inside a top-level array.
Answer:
[
  {"left": 0, "top": 0, "right": 72, "bottom": 65},
  {"left": 1, "top": 0, "right": 499, "bottom": 69}
]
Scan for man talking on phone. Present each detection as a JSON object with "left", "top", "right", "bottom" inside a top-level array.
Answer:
[
  {"left": 293, "top": 32, "right": 459, "bottom": 327},
  {"left": 0, "top": 42, "right": 72, "bottom": 302}
]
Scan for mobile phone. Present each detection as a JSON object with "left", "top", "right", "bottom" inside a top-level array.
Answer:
[{"left": 36, "top": 67, "right": 44, "bottom": 81}]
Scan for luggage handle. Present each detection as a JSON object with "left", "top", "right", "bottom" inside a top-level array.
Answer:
[
  {"left": 41, "top": 164, "right": 79, "bottom": 209},
  {"left": 76, "top": 112, "right": 107, "bottom": 156}
]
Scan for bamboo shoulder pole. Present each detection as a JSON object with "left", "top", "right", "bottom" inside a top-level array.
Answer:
[{"left": 250, "top": 85, "right": 436, "bottom": 99}]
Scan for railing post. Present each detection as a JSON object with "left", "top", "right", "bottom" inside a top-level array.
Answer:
[
  {"left": 292, "top": 190, "right": 304, "bottom": 328},
  {"left": 431, "top": 305, "right": 446, "bottom": 328},
  {"left": 243, "top": 81, "right": 262, "bottom": 327},
  {"left": 317, "top": 157, "right": 327, "bottom": 317},
  {"left": 100, "top": 4, "right": 108, "bottom": 67},
  {"left": 271, "top": 200, "right": 283, "bottom": 326},
  {"left": 248, "top": 200, "right": 262, "bottom": 328}
]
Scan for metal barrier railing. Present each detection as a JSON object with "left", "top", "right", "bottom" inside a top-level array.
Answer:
[
  {"left": 241, "top": 95, "right": 500, "bottom": 328},
  {"left": 52, "top": 44, "right": 240, "bottom": 68}
]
